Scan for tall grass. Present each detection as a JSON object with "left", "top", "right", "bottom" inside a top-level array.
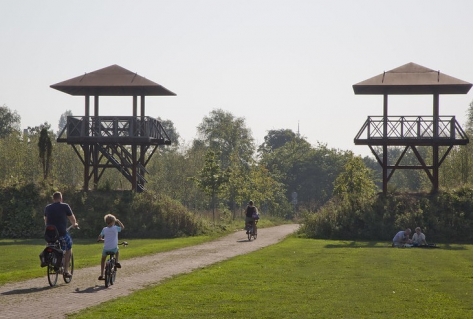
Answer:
[{"left": 69, "top": 238, "right": 472, "bottom": 319}]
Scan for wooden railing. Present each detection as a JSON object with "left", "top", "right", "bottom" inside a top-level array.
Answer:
[
  {"left": 354, "top": 116, "right": 469, "bottom": 145},
  {"left": 57, "top": 116, "right": 171, "bottom": 145}
]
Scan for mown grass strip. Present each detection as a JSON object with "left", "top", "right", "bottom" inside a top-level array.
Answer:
[
  {"left": 69, "top": 238, "right": 472, "bottom": 319},
  {"left": 0, "top": 218, "right": 279, "bottom": 285},
  {"left": 0, "top": 236, "right": 219, "bottom": 285}
]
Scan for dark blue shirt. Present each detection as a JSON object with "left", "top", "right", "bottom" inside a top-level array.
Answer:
[{"left": 44, "top": 202, "right": 73, "bottom": 236}]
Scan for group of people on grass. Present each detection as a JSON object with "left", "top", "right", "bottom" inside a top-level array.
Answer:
[
  {"left": 392, "top": 227, "right": 427, "bottom": 247},
  {"left": 43, "top": 191, "right": 124, "bottom": 280}
]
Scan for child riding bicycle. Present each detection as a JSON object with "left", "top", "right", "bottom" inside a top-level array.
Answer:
[{"left": 97, "top": 214, "right": 125, "bottom": 281}]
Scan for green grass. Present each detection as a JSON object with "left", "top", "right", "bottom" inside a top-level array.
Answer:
[
  {"left": 0, "top": 217, "right": 279, "bottom": 285},
  {"left": 69, "top": 238, "right": 472, "bottom": 319},
  {"left": 0, "top": 235, "right": 220, "bottom": 285}
]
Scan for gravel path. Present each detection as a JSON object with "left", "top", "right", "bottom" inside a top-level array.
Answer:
[{"left": 0, "top": 224, "right": 300, "bottom": 319}]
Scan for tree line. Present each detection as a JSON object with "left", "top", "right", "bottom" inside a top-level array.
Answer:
[{"left": 0, "top": 103, "right": 472, "bottom": 240}]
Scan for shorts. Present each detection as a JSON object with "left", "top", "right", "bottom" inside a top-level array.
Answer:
[
  {"left": 102, "top": 247, "right": 119, "bottom": 257},
  {"left": 59, "top": 233, "right": 73, "bottom": 251}
]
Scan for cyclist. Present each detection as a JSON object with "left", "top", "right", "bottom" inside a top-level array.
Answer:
[
  {"left": 44, "top": 191, "right": 78, "bottom": 278},
  {"left": 245, "top": 200, "right": 259, "bottom": 235},
  {"left": 97, "top": 214, "right": 125, "bottom": 281}
]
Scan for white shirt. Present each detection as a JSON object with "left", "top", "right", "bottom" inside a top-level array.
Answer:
[
  {"left": 412, "top": 232, "right": 426, "bottom": 245},
  {"left": 100, "top": 225, "right": 122, "bottom": 250}
]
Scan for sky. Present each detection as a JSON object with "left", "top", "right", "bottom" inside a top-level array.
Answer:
[{"left": 1, "top": 0, "right": 472, "bottom": 157}]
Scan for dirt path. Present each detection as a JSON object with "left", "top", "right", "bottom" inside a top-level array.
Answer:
[{"left": 0, "top": 224, "right": 300, "bottom": 319}]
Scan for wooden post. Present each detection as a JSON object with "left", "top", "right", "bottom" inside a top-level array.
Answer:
[
  {"left": 83, "top": 96, "right": 90, "bottom": 191},
  {"left": 132, "top": 96, "right": 138, "bottom": 191},
  {"left": 383, "top": 93, "right": 388, "bottom": 194},
  {"left": 432, "top": 93, "right": 439, "bottom": 192}
]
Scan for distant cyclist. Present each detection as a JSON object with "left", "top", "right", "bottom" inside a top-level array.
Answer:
[
  {"left": 245, "top": 200, "right": 259, "bottom": 235},
  {"left": 44, "top": 191, "right": 78, "bottom": 278}
]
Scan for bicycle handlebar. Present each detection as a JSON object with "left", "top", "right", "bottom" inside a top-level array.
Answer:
[
  {"left": 66, "top": 224, "right": 79, "bottom": 231},
  {"left": 96, "top": 240, "right": 128, "bottom": 246}
]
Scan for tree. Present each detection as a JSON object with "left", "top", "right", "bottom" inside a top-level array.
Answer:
[
  {"left": 333, "top": 154, "right": 377, "bottom": 208},
  {"left": 258, "top": 129, "right": 298, "bottom": 154},
  {"left": 196, "top": 109, "right": 254, "bottom": 168},
  {"left": 58, "top": 110, "right": 73, "bottom": 134},
  {"left": 27, "top": 122, "right": 52, "bottom": 136},
  {"left": 191, "top": 150, "right": 229, "bottom": 222},
  {"left": 157, "top": 117, "right": 180, "bottom": 148},
  {"left": 38, "top": 128, "right": 52, "bottom": 180},
  {"left": 0, "top": 105, "right": 21, "bottom": 138}
]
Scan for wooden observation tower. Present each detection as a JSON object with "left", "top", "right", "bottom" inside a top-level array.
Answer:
[
  {"left": 353, "top": 62, "right": 472, "bottom": 194},
  {"left": 51, "top": 65, "right": 176, "bottom": 192}
]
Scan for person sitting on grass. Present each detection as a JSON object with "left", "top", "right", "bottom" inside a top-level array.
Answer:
[
  {"left": 97, "top": 214, "right": 125, "bottom": 280},
  {"left": 392, "top": 228, "right": 411, "bottom": 247},
  {"left": 411, "top": 227, "right": 427, "bottom": 246}
]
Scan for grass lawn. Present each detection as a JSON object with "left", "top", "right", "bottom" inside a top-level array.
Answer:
[
  {"left": 0, "top": 218, "right": 280, "bottom": 285},
  {"left": 69, "top": 238, "right": 472, "bottom": 319},
  {"left": 0, "top": 235, "right": 220, "bottom": 285}
]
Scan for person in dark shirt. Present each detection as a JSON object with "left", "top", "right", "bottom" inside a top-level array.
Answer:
[
  {"left": 44, "top": 191, "right": 78, "bottom": 278},
  {"left": 245, "top": 200, "right": 259, "bottom": 235}
]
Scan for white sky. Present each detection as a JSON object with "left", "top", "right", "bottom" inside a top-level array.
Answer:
[{"left": 1, "top": 0, "right": 472, "bottom": 157}]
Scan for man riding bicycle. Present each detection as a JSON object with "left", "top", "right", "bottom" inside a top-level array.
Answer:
[
  {"left": 245, "top": 200, "right": 259, "bottom": 235},
  {"left": 44, "top": 191, "right": 78, "bottom": 278}
]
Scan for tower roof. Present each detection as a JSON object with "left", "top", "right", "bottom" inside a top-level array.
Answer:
[
  {"left": 353, "top": 62, "right": 472, "bottom": 95},
  {"left": 51, "top": 64, "right": 176, "bottom": 96}
]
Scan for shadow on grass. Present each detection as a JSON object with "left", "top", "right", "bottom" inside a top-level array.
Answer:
[
  {"left": 324, "top": 241, "right": 382, "bottom": 249},
  {"left": 324, "top": 241, "right": 467, "bottom": 250}
]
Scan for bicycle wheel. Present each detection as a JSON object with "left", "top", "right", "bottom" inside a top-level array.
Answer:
[
  {"left": 253, "top": 232, "right": 257, "bottom": 240},
  {"left": 63, "top": 252, "right": 74, "bottom": 283},
  {"left": 47, "top": 262, "right": 58, "bottom": 287},
  {"left": 110, "top": 267, "right": 116, "bottom": 286},
  {"left": 105, "top": 261, "right": 111, "bottom": 288}
]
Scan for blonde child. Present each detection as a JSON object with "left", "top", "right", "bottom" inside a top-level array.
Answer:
[{"left": 97, "top": 214, "right": 125, "bottom": 280}]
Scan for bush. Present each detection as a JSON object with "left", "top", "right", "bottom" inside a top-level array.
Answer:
[
  {"left": 0, "top": 185, "right": 206, "bottom": 239},
  {"left": 301, "top": 187, "right": 473, "bottom": 243}
]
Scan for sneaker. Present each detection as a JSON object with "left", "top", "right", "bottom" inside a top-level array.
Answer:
[
  {"left": 64, "top": 272, "right": 72, "bottom": 278},
  {"left": 115, "top": 262, "right": 121, "bottom": 268},
  {"left": 98, "top": 275, "right": 105, "bottom": 280}
]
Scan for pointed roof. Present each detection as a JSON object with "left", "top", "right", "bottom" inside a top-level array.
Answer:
[
  {"left": 353, "top": 62, "right": 472, "bottom": 95},
  {"left": 50, "top": 65, "right": 176, "bottom": 96}
]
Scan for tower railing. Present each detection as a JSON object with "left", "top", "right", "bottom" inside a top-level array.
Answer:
[
  {"left": 57, "top": 116, "right": 171, "bottom": 145},
  {"left": 354, "top": 116, "right": 469, "bottom": 145}
]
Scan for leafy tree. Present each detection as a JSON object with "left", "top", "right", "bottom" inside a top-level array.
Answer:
[
  {"left": 58, "top": 110, "right": 73, "bottom": 134},
  {"left": 191, "top": 150, "right": 229, "bottom": 222},
  {"left": 333, "top": 154, "right": 377, "bottom": 208},
  {"left": 27, "top": 122, "right": 52, "bottom": 136},
  {"left": 260, "top": 135, "right": 349, "bottom": 211},
  {"left": 196, "top": 109, "right": 254, "bottom": 168},
  {"left": 258, "top": 129, "right": 299, "bottom": 154},
  {"left": 157, "top": 117, "right": 180, "bottom": 148},
  {"left": 38, "top": 128, "right": 52, "bottom": 180},
  {"left": 0, "top": 104, "right": 21, "bottom": 138}
]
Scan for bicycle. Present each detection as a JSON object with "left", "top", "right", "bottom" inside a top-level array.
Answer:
[
  {"left": 40, "top": 224, "right": 78, "bottom": 287},
  {"left": 246, "top": 220, "right": 258, "bottom": 241},
  {"left": 103, "top": 241, "right": 128, "bottom": 288}
]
